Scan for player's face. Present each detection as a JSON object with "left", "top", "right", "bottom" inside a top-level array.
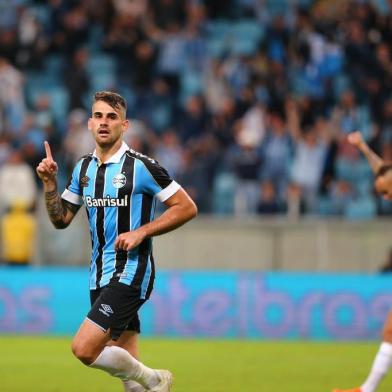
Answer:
[
  {"left": 375, "top": 175, "right": 392, "bottom": 200},
  {"left": 88, "top": 100, "right": 128, "bottom": 147}
]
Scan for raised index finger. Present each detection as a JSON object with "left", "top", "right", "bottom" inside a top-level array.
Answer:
[{"left": 44, "top": 141, "right": 53, "bottom": 160}]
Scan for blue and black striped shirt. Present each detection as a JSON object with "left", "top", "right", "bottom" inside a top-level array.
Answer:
[{"left": 61, "top": 142, "right": 181, "bottom": 298}]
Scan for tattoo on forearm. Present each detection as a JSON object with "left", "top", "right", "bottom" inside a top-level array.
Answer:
[
  {"left": 63, "top": 199, "right": 80, "bottom": 215},
  {"left": 45, "top": 188, "right": 66, "bottom": 228},
  {"left": 44, "top": 188, "right": 79, "bottom": 228}
]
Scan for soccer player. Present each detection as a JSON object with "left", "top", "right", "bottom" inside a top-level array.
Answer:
[
  {"left": 333, "top": 131, "right": 392, "bottom": 392},
  {"left": 36, "top": 91, "right": 197, "bottom": 392}
]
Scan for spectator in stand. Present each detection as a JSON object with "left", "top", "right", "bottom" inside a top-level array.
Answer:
[
  {"left": 63, "top": 108, "right": 95, "bottom": 171},
  {"left": 153, "top": 129, "right": 183, "bottom": 178},
  {"left": 330, "top": 89, "right": 372, "bottom": 138},
  {"left": 379, "top": 99, "right": 392, "bottom": 161},
  {"left": 257, "top": 180, "right": 283, "bottom": 215},
  {"left": 290, "top": 120, "right": 330, "bottom": 212},
  {"left": 285, "top": 182, "right": 306, "bottom": 220},
  {"left": 135, "top": 77, "right": 175, "bottom": 134},
  {"left": 132, "top": 40, "right": 157, "bottom": 93},
  {"left": 64, "top": 47, "right": 90, "bottom": 110},
  {"left": 259, "top": 105, "right": 294, "bottom": 199},
  {"left": 177, "top": 95, "right": 208, "bottom": 144},
  {"left": 228, "top": 129, "right": 262, "bottom": 216},
  {"left": 0, "top": 27, "right": 18, "bottom": 64},
  {"left": 202, "top": 0, "right": 234, "bottom": 19},
  {"left": 51, "top": 3, "right": 90, "bottom": 56},
  {"left": 8, "top": 0, "right": 392, "bottom": 218},
  {"left": 0, "top": 149, "right": 37, "bottom": 213},
  {"left": 111, "top": 0, "right": 148, "bottom": 21},
  {"left": 103, "top": 13, "right": 147, "bottom": 86},
  {"left": 16, "top": 6, "right": 47, "bottom": 70},
  {"left": 148, "top": 0, "right": 187, "bottom": 32},
  {"left": 204, "top": 59, "right": 231, "bottom": 115},
  {"left": 0, "top": 134, "right": 11, "bottom": 165},
  {"left": 155, "top": 23, "right": 188, "bottom": 97},
  {"left": 209, "top": 96, "right": 238, "bottom": 150},
  {"left": 0, "top": 56, "right": 25, "bottom": 134},
  {"left": 177, "top": 147, "right": 208, "bottom": 213}
]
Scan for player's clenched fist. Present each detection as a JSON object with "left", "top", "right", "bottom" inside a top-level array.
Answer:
[
  {"left": 115, "top": 229, "right": 147, "bottom": 251},
  {"left": 347, "top": 131, "right": 364, "bottom": 147},
  {"left": 36, "top": 141, "right": 58, "bottom": 183}
]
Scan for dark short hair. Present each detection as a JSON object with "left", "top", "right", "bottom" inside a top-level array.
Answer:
[
  {"left": 376, "top": 164, "right": 392, "bottom": 178},
  {"left": 93, "top": 91, "right": 127, "bottom": 114}
]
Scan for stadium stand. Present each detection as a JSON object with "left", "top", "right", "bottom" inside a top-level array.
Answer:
[{"left": 1, "top": 0, "right": 392, "bottom": 219}]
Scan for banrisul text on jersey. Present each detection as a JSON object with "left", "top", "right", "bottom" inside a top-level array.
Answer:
[{"left": 83, "top": 195, "right": 129, "bottom": 207}]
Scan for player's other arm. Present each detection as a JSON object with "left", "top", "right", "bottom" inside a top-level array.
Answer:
[
  {"left": 348, "top": 131, "right": 384, "bottom": 174},
  {"left": 145, "top": 187, "right": 198, "bottom": 235},
  {"left": 36, "top": 141, "right": 80, "bottom": 229},
  {"left": 115, "top": 188, "right": 197, "bottom": 251}
]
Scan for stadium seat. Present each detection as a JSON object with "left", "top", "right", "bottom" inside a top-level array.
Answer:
[
  {"left": 333, "top": 74, "right": 352, "bottom": 99},
  {"left": 87, "top": 25, "right": 105, "bottom": 53},
  {"left": 317, "top": 196, "right": 340, "bottom": 216},
  {"left": 233, "top": 20, "right": 264, "bottom": 42},
  {"left": 180, "top": 70, "right": 203, "bottom": 98},
  {"left": 356, "top": 178, "right": 373, "bottom": 197},
  {"left": 30, "top": 4, "right": 50, "bottom": 25},
  {"left": 336, "top": 157, "right": 373, "bottom": 186},
  {"left": 344, "top": 197, "right": 377, "bottom": 220},
  {"left": 231, "top": 38, "right": 259, "bottom": 56},
  {"left": 205, "top": 20, "right": 232, "bottom": 40},
  {"left": 212, "top": 172, "right": 236, "bottom": 215},
  {"left": 371, "top": 0, "right": 390, "bottom": 15},
  {"left": 28, "top": 86, "right": 69, "bottom": 127},
  {"left": 206, "top": 39, "right": 228, "bottom": 58},
  {"left": 87, "top": 54, "right": 116, "bottom": 75},
  {"left": 266, "top": 0, "right": 289, "bottom": 15},
  {"left": 90, "top": 70, "right": 117, "bottom": 92},
  {"left": 44, "top": 54, "right": 64, "bottom": 78}
]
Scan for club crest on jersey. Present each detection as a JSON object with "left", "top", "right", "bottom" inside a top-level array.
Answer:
[{"left": 112, "top": 173, "right": 126, "bottom": 189}]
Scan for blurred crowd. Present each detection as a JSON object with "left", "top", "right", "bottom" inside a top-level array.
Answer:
[{"left": 1, "top": 0, "right": 392, "bottom": 222}]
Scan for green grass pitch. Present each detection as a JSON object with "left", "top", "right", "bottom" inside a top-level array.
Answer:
[{"left": 1, "top": 337, "right": 392, "bottom": 392}]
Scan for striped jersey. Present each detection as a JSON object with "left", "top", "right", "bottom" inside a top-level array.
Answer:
[{"left": 61, "top": 142, "right": 181, "bottom": 298}]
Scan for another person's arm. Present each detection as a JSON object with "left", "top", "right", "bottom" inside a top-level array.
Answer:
[
  {"left": 348, "top": 131, "right": 384, "bottom": 174},
  {"left": 36, "top": 141, "right": 80, "bottom": 229}
]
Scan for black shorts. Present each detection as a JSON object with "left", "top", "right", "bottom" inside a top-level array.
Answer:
[{"left": 87, "top": 282, "right": 146, "bottom": 340}]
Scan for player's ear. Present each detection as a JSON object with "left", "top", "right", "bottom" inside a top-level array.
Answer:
[
  {"left": 122, "top": 119, "right": 129, "bottom": 131},
  {"left": 87, "top": 118, "right": 92, "bottom": 131}
]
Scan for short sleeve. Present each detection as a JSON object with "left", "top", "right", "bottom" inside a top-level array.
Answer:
[
  {"left": 136, "top": 159, "right": 181, "bottom": 202},
  {"left": 61, "top": 160, "right": 84, "bottom": 205}
]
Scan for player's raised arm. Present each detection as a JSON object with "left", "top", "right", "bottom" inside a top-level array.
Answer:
[
  {"left": 36, "top": 141, "right": 80, "bottom": 229},
  {"left": 348, "top": 131, "right": 384, "bottom": 174}
]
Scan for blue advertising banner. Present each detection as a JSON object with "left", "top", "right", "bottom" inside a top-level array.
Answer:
[{"left": 0, "top": 267, "right": 391, "bottom": 340}]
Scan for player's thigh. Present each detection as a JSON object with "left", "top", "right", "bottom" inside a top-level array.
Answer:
[
  {"left": 72, "top": 318, "right": 112, "bottom": 363},
  {"left": 88, "top": 282, "right": 146, "bottom": 341},
  {"left": 108, "top": 330, "right": 140, "bottom": 358}
]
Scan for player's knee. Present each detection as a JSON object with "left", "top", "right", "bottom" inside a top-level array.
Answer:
[{"left": 71, "top": 340, "right": 97, "bottom": 365}]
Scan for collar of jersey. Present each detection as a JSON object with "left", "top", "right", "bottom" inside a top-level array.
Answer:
[{"left": 92, "top": 141, "right": 129, "bottom": 165}]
